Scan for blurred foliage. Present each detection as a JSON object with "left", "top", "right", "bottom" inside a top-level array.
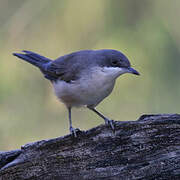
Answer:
[{"left": 0, "top": 0, "right": 180, "bottom": 150}]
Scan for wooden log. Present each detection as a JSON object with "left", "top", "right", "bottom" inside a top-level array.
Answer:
[{"left": 0, "top": 114, "right": 180, "bottom": 180}]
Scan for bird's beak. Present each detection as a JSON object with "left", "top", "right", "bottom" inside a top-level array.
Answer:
[{"left": 128, "top": 67, "right": 140, "bottom": 75}]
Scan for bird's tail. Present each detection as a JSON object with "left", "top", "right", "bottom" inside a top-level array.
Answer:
[{"left": 13, "top": 50, "right": 51, "bottom": 69}]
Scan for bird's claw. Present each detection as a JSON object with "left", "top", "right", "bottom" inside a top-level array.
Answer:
[
  {"left": 69, "top": 127, "right": 80, "bottom": 137},
  {"left": 104, "top": 118, "right": 115, "bottom": 130}
]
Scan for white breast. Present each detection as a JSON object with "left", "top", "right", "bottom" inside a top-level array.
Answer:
[{"left": 53, "top": 66, "right": 124, "bottom": 108}]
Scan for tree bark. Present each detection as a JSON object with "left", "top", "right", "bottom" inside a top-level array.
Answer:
[{"left": 0, "top": 114, "right": 180, "bottom": 180}]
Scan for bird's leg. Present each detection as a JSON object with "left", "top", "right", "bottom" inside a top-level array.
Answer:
[
  {"left": 87, "top": 107, "right": 115, "bottom": 130},
  {"left": 68, "top": 107, "right": 78, "bottom": 137}
]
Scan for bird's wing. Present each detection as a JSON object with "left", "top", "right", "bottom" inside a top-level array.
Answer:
[{"left": 45, "top": 51, "right": 91, "bottom": 82}]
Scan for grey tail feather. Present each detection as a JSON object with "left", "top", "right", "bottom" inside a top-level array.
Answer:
[{"left": 13, "top": 50, "right": 51, "bottom": 68}]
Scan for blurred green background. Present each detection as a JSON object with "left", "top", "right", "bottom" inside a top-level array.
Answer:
[{"left": 0, "top": 0, "right": 180, "bottom": 150}]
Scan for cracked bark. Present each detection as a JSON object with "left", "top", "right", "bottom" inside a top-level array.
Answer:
[{"left": 0, "top": 114, "right": 180, "bottom": 180}]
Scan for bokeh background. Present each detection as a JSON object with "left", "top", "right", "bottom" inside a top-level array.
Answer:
[{"left": 0, "top": 0, "right": 180, "bottom": 150}]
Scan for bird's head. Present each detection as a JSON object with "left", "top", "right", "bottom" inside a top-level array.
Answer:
[{"left": 95, "top": 49, "right": 140, "bottom": 78}]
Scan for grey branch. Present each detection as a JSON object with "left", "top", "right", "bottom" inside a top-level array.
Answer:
[{"left": 0, "top": 114, "right": 180, "bottom": 180}]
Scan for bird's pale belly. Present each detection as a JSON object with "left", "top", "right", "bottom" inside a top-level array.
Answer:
[{"left": 53, "top": 75, "right": 116, "bottom": 108}]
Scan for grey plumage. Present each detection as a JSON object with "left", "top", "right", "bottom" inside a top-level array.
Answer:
[
  {"left": 13, "top": 49, "right": 133, "bottom": 82},
  {"left": 13, "top": 49, "right": 140, "bottom": 136}
]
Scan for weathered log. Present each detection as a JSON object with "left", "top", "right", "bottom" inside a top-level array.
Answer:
[{"left": 0, "top": 114, "right": 180, "bottom": 180}]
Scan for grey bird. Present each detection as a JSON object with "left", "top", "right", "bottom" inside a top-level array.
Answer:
[{"left": 13, "top": 49, "right": 140, "bottom": 136}]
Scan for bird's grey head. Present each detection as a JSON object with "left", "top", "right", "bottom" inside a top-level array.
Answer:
[{"left": 93, "top": 49, "right": 140, "bottom": 77}]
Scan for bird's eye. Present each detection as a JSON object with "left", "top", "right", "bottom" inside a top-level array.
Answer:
[{"left": 111, "top": 59, "right": 118, "bottom": 66}]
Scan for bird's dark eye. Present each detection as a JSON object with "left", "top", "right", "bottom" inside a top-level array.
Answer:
[{"left": 111, "top": 59, "right": 118, "bottom": 66}]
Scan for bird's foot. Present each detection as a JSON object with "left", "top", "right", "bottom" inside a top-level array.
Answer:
[
  {"left": 69, "top": 127, "right": 80, "bottom": 137},
  {"left": 104, "top": 118, "right": 115, "bottom": 130}
]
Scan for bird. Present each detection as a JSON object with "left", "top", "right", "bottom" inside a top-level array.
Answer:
[{"left": 13, "top": 49, "right": 140, "bottom": 137}]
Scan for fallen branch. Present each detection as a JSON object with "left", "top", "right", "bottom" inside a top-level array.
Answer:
[{"left": 0, "top": 114, "right": 180, "bottom": 180}]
